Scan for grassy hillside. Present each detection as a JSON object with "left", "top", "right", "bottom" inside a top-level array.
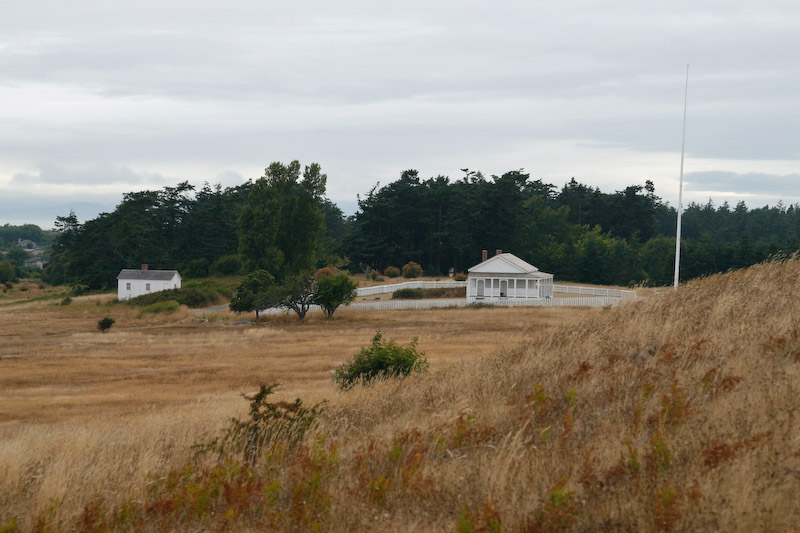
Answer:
[{"left": 2, "top": 259, "right": 800, "bottom": 530}]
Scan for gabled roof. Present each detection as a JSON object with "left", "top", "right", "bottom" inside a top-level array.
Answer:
[
  {"left": 468, "top": 253, "right": 552, "bottom": 277},
  {"left": 116, "top": 269, "right": 180, "bottom": 281}
]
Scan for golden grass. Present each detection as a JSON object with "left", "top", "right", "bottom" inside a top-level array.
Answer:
[
  {"left": 2, "top": 260, "right": 800, "bottom": 530},
  {"left": 0, "top": 292, "right": 588, "bottom": 530}
]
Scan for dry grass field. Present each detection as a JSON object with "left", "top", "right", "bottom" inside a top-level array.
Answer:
[
  {"left": 2, "top": 260, "right": 800, "bottom": 531},
  {"left": 0, "top": 288, "right": 589, "bottom": 531}
]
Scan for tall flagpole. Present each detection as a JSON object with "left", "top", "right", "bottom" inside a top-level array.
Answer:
[{"left": 673, "top": 64, "right": 689, "bottom": 289}]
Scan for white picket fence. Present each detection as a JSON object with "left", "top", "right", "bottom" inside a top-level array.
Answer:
[
  {"left": 552, "top": 285, "right": 637, "bottom": 299},
  {"left": 259, "top": 295, "right": 626, "bottom": 316},
  {"left": 356, "top": 280, "right": 636, "bottom": 299}
]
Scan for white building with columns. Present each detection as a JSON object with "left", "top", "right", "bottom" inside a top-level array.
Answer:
[{"left": 466, "top": 250, "right": 553, "bottom": 302}]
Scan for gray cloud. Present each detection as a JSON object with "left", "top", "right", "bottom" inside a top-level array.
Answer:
[
  {"left": 1, "top": 0, "right": 799, "bottom": 222},
  {"left": 11, "top": 162, "right": 171, "bottom": 186},
  {"left": 685, "top": 171, "right": 800, "bottom": 198}
]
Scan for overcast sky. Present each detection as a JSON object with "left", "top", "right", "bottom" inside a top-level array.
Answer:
[{"left": 1, "top": 0, "right": 798, "bottom": 228}]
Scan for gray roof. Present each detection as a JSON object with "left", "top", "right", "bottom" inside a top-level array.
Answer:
[
  {"left": 116, "top": 269, "right": 180, "bottom": 281},
  {"left": 468, "top": 253, "right": 553, "bottom": 278}
]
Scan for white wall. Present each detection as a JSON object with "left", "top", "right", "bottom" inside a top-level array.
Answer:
[
  {"left": 117, "top": 274, "right": 181, "bottom": 301},
  {"left": 467, "top": 276, "right": 551, "bottom": 301}
]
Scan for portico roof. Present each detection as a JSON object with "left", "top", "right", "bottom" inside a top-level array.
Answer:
[{"left": 468, "top": 253, "right": 553, "bottom": 278}]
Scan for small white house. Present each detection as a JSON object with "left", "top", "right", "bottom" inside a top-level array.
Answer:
[
  {"left": 117, "top": 264, "right": 181, "bottom": 301},
  {"left": 466, "top": 250, "right": 553, "bottom": 302}
]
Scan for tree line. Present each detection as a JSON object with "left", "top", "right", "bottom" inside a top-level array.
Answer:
[
  {"left": 42, "top": 163, "right": 800, "bottom": 290},
  {"left": 344, "top": 171, "right": 800, "bottom": 286}
]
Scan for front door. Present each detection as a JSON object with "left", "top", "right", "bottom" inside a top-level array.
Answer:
[
  {"left": 477, "top": 279, "right": 484, "bottom": 298},
  {"left": 500, "top": 280, "right": 507, "bottom": 298}
]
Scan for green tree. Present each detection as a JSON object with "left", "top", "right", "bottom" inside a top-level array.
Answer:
[
  {"left": 314, "top": 272, "right": 357, "bottom": 319},
  {"left": 0, "top": 261, "right": 15, "bottom": 283},
  {"left": 229, "top": 270, "right": 276, "bottom": 320},
  {"left": 238, "top": 161, "right": 326, "bottom": 280},
  {"left": 638, "top": 237, "right": 675, "bottom": 285},
  {"left": 275, "top": 274, "right": 316, "bottom": 320},
  {"left": 6, "top": 247, "right": 29, "bottom": 267}
]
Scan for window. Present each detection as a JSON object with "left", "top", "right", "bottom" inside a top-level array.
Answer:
[
  {"left": 146, "top": 283, "right": 151, "bottom": 291},
  {"left": 126, "top": 282, "right": 131, "bottom": 290}
]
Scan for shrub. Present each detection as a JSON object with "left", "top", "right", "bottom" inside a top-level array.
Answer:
[
  {"left": 97, "top": 317, "right": 115, "bottom": 333},
  {"left": 210, "top": 254, "right": 243, "bottom": 276},
  {"left": 369, "top": 269, "right": 384, "bottom": 281},
  {"left": 315, "top": 267, "right": 340, "bottom": 279},
  {"left": 196, "top": 384, "right": 324, "bottom": 462},
  {"left": 181, "top": 258, "right": 210, "bottom": 278},
  {"left": 126, "top": 281, "right": 228, "bottom": 309},
  {"left": 185, "top": 279, "right": 233, "bottom": 298},
  {"left": 392, "top": 287, "right": 465, "bottom": 299},
  {"left": 60, "top": 296, "right": 72, "bottom": 306},
  {"left": 384, "top": 266, "right": 401, "bottom": 278},
  {"left": 454, "top": 272, "right": 468, "bottom": 281},
  {"left": 140, "top": 300, "right": 180, "bottom": 314},
  {"left": 71, "top": 284, "right": 89, "bottom": 296},
  {"left": 401, "top": 262, "right": 423, "bottom": 278},
  {"left": 333, "top": 331, "right": 428, "bottom": 390},
  {"left": 392, "top": 288, "right": 424, "bottom": 299}
]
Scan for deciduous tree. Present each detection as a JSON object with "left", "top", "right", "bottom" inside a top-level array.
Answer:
[{"left": 314, "top": 273, "right": 357, "bottom": 319}]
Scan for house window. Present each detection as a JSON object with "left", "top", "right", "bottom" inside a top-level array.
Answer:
[
  {"left": 146, "top": 283, "right": 151, "bottom": 292},
  {"left": 126, "top": 282, "right": 131, "bottom": 290}
]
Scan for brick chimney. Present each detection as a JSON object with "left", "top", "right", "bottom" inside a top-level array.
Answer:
[
  {"left": 496, "top": 249, "right": 502, "bottom": 256},
  {"left": 141, "top": 264, "right": 148, "bottom": 270},
  {"left": 481, "top": 249, "right": 488, "bottom": 262}
]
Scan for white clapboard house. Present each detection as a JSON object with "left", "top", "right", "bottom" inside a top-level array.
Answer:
[
  {"left": 117, "top": 264, "right": 181, "bottom": 301},
  {"left": 466, "top": 250, "right": 553, "bottom": 302}
]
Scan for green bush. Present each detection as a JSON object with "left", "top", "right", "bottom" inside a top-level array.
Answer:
[
  {"left": 384, "top": 266, "right": 401, "bottom": 278},
  {"left": 453, "top": 272, "right": 468, "bottom": 281},
  {"left": 401, "top": 262, "right": 423, "bottom": 279},
  {"left": 127, "top": 288, "right": 185, "bottom": 307},
  {"left": 97, "top": 317, "right": 115, "bottom": 333},
  {"left": 210, "top": 254, "right": 243, "bottom": 276},
  {"left": 181, "top": 258, "right": 210, "bottom": 278},
  {"left": 126, "top": 280, "right": 229, "bottom": 308},
  {"left": 140, "top": 300, "right": 180, "bottom": 314},
  {"left": 185, "top": 279, "right": 233, "bottom": 300},
  {"left": 392, "top": 287, "right": 465, "bottom": 299},
  {"left": 392, "top": 288, "right": 424, "bottom": 299},
  {"left": 333, "top": 331, "right": 428, "bottom": 390},
  {"left": 71, "top": 284, "right": 89, "bottom": 296},
  {"left": 60, "top": 296, "right": 72, "bottom": 306}
]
